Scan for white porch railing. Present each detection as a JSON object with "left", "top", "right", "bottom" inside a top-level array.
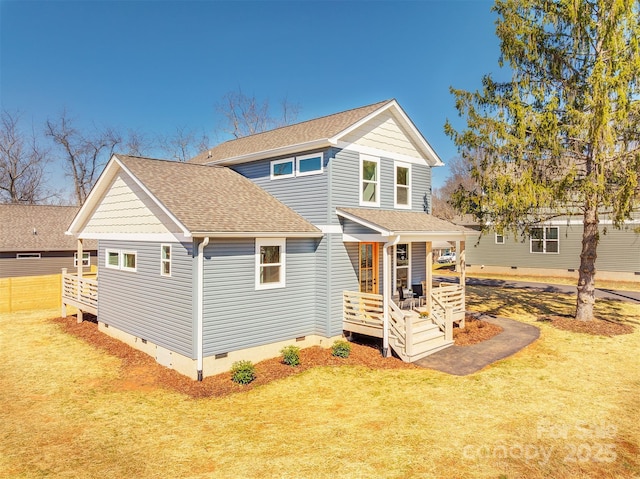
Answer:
[
  {"left": 431, "top": 283, "right": 465, "bottom": 329},
  {"left": 62, "top": 269, "right": 98, "bottom": 316},
  {"left": 343, "top": 290, "right": 384, "bottom": 338}
]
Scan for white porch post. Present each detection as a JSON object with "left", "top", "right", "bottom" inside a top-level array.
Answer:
[
  {"left": 460, "top": 240, "right": 466, "bottom": 322},
  {"left": 382, "top": 236, "right": 400, "bottom": 358},
  {"left": 76, "top": 238, "right": 83, "bottom": 324},
  {"left": 425, "top": 241, "right": 433, "bottom": 313}
]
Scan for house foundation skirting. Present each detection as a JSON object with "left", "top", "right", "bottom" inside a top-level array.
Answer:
[
  {"left": 466, "top": 265, "right": 639, "bottom": 283},
  {"left": 97, "top": 321, "right": 343, "bottom": 380}
]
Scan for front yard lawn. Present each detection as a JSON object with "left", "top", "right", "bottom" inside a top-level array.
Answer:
[{"left": 1, "top": 286, "right": 638, "bottom": 478}]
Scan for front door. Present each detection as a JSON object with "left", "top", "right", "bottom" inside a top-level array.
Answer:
[{"left": 359, "top": 242, "right": 379, "bottom": 293}]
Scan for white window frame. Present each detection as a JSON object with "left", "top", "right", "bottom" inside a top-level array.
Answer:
[
  {"left": 394, "top": 161, "right": 412, "bottom": 209},
  {"left": 16, "top": 252, "right": 41, "bottom": 259},
  {"left": 105, "top": 249, "right": 121, "bottom": 269},
  {"left": 296, "top": 153, "right": 323, "bottom": 177},
  {"left": 495, "top": 233, "right": 505, "bottom": 244},
  {"left": 161, "top": 244, "right": 171, "bottom": 277},
  {"left": 530, "top": 226, "right": 560, "bottom": 254},
  {"left": 255, "top": 238, "right": 286, "bottom": 290},
  {"left": 359, "top": 154, "right": 380, "bottom": 207},
  {"left": 121, "top": 251, "right": 138, "bottom": 272},
  {"left": 74, "top": 252, "right": 91, "bottom": 267},
  {"left": 270, "top": 158, "right": 295, "bottom": 180},
  {"left": 394, "top": 243, "right": 411, "bottom": 290}
]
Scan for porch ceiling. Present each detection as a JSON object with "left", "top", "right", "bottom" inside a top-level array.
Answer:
[{"left": 337, "top": 207, "right": 477, "bottom": 240}]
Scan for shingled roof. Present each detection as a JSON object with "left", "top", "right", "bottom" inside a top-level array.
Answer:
[
  {"left": 336, "top": 207, "right": 473, "bottom": 235},
  {"left": 190, "top": 100, "right": 394, "bottom": 165},
  {"left": 0, "top": 204, "right": 97, "bottom": 252},
  {"left": 99, "top": 155, "right": 321, "bottom": 236}
]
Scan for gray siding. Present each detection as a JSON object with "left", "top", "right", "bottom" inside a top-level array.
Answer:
[
  {"left": 329, "top": 237, "right": 360, "bottom": 336},
  {"left": 0, "top": 251, "right": 97, "bottom": 278},
  {"left": 411, "top": 242, "right": 427, "bottom": 285},
  {"left": 98, "top": 240, "right": 195, "bottom": 357},
  {"left": 230, "top": 151, "right": 330, "bottom": 225},
  {"left": 467, "top": 225, "right": 640, "bottom": 274},
  {"left": 202, "top": 238, "right": 319, "bottom": 356}
]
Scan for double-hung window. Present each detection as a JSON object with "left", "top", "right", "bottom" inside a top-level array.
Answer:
[
  {"left": 255, "top": 238, "right": 286, "bottom": 289},
  {"left": 395, "top": 243, "right": 410, "bottom": 289},
  {"left": 161, "top": 245, "right": 171, "bottom": 277},
  {"left": 530, "top": 226, "right": 559, "bottom": 253},
  {"left": 394, "top": 162, "right": 411, "bottom": 208},
  {"left": 74, "top": 252, "right": 90, "bottom": 267},
  {"left": 360, "top": 155, "right": 380, "bottom": 206}
]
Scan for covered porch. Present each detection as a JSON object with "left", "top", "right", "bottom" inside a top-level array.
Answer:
[
  {"left": 337, "top": 207, "right": 473, "bottom": 362},
  {"left": 61, "top": 238, "right": 97, "bottom": 321}
]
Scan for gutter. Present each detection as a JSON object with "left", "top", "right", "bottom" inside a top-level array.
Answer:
[
  {"left": 382, "top": 235, "right": 400, "bottom": 358},
  {"left": 197, "top": 237, "right": 210, "bottom": 381}
]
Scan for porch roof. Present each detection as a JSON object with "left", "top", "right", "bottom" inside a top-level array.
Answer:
[{"left": 336, "top": 207, "right": 477, "bottom": 238}]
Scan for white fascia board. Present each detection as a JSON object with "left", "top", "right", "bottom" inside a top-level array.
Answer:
[
  {"left": 342, "top": 233, "right": 389, "bottom": 242},
  {"left": 329, "top": 99, "right": 444, "bottom": 167},
  {"left": 114, "top": 156, "right": 191, "bottom": 237},
  {"left": 335, "top": 209, "right": 391, "bottom": 235},
  {"left": 315, "top": 224, "right": 343, "bottom": 234},
  {"left": 189, "top": 231, "right": 324, "bottom": 238},
  {"left": 78, "top": 232, "right": 192, "bottom": 242},
  {"left": 201, "top": 139, "right": 333, "bottom": 166},
  {"left": 396, "top": 232, "right": 475, "bottom": 242},
  {"left": 67, "top": 156, "right": 120, "bottom": 234}
]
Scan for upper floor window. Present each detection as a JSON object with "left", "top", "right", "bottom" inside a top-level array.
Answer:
[
  {"left": 394, "top": 162, "right": 411, "bottom": 209},
  {"left": 255, "top": 238, "right": 286, "bottom": 290},
  {"left": 530, "top": 226, "right": 559, "bottom": 254},
  {"left": 105, "top": 248, "right": 137, "bottom": 272},
  {"left": 271, "top": 158, "right": 295, "bottom": 179},
  {"left": 74, "top": 252, "right": 90, "bottom": 267},
  {"left": 360, "top": 155, "right": 380, "bottom": 206},
  {"left": 161, "top": 245, "right": 171, "bottom": 277}
]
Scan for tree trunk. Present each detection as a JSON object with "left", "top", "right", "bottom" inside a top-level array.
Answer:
[{"left": 575, "top": 203, "right": 598, "bottom": 321}]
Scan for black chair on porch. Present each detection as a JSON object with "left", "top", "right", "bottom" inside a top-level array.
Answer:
[
  {"left": 411, "top": 283, "right": 427, "bottom": 307},
  {"left": 397, "top": 287, "right": 416, "bottom": 309}
]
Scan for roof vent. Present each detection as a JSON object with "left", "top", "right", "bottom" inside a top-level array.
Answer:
[
  {"left": 33, "top": 228, "right": 37, "bottom": 235},
  {"left": 207, "top": 151, "right": 212, "bottom": 158}
]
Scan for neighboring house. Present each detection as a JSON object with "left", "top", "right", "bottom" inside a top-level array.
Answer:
[
  {"left": 0, "top": 204, "right": 97, "bottom": 278},
  {"left": 461, "top": 216, "right": 640, "bottom": 282},
  {"left": 64, "top": 99, "right": 475, "bottom": 380}
]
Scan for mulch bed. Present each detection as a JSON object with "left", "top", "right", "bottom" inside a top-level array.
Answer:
[
  {"left": 453, "top": 314, "right": 503, "bottom": 346},
  {"left": 540, "top": 315, "right": 634, "bottom": 336}
]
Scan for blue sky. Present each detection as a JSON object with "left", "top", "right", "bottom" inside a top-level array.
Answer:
[{"left": 1, "top": 0, "right": 506, "bottom": 196}]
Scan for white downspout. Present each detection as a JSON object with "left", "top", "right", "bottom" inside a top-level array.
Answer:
[
  {"left": 197, "top": 237, "right": 210, "bottom": 381},
  {"left": 382, "top": 235, "right": 400, "bottom": 357}
]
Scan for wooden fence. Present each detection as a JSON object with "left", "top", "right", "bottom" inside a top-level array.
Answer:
[{"left": 0, "top": 274, "right": 66, "bottom": 313}]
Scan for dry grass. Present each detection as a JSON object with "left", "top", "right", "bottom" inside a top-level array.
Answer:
[{"left": 2, "top": 291, "right": 639, "bottom": 479}]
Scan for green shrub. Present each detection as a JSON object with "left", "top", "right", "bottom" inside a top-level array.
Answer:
[
  {"left": 230, "top": 360, "right": 256, "bottom": 384},
  {"left": 331, "top": 340, "right": 351, "bottom": 358},
  {"left": 280, "top": 345, "right": 301, "bottom": 366}
]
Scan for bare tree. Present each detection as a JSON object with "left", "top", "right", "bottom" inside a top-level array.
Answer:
[
  {"left": 215, "top": 88, "right": 300, "bottom": 139},
  {"left": 158, "top": 125, "right": 209, "bottom": 162},
  {"left": 45, "top": 111, "right": 122, "bottom": 205},
  {"left": 432, "top": 156, "right": 477, "bottom": 220},
  {"left": 0, "top": 110, "right": 50, "bottom": 204}
]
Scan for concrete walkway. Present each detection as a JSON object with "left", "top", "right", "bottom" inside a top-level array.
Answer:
[{"left": 414, "top": 314, "right": 540, "bottom": 375}]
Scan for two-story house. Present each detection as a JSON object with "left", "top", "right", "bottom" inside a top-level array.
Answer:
[{"left": 64, "top": 99, "right": 474, "bottom": 380}]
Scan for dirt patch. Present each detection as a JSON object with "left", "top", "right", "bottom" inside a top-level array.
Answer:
[
  {"left": 51, "top": 313, "right": 501, "bottom": 398},
  {"left": 453, "top": 314, "right": 503, "bottom": 346},
  {"left": 540, "top": 315, "right": 634, "bottom": 336}
]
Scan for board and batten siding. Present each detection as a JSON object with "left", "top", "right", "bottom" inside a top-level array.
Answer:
[
  {"left": 230, "top": 151, "right": 330, "bottom": 225},
  {"left": 98, "top": 240, "right": 195, "bottom": 357},
  {"left": 0, "top": 251, "right": 97, "bottom": 278},
  {"left": 201, "top": 238, "right": 320, "bottom": 356},
  {"left": 466, "top": 225, "right": 640, "bottom": 274}
]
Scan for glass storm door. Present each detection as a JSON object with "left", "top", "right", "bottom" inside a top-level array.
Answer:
[{"left": 359, "top": 243, "right": 378, "bottom": 294}]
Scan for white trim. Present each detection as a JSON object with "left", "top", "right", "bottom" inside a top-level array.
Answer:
[
  {"left": 296, "top": 152, "right": 323, "bottom": 177},
  {"left": 160, "top": 244, "right": 171, "bottom": 277},
  {"left": 190, "top": 231, "right": 322, "bottom": 238},
  {"left": 359, "top": 154, "right": 380, "bottom": 207},
  {"left": 74, "top": 252, "right": 90, "bottom": 267},
  {"left": 495, "top": 232, "right": 505, "bottom": 244},
  {"left": 342, "top": 233, "right": 388, "bottom": 242},
  {"left": 105, "top": 249, "right": 120, "bottom": 269},
  {"left": 315, "top": 224, "right": 343, "bottom": 234},
  {"left": 394, "top": 243, "right": 411, "bottom": 290},
  {"left": 16, "top": 252, "right": 41, "bottom": 259},
  {"left": 121, "top": 250, "right": 138, "bottom": 272},
  {"left": 255, "top": 238, "right": 286, "bottom": 290},
  {"left": 529, "top": 226, "right": 560, "bottom": 254},
  {"left": 336, "top": 209, "right": 389, "bottom": 235},
  {"left": 78, "top": 232, "right": 192, "bottom": 242},
  {"left": 270, "top": 157, "right": 295, "bottom": 180},
  {"left": 394, "top": 161, "right": 412, "bottom": 209},
  {"left": 202, "top": 139, "right": 333, "bottom": 167}
]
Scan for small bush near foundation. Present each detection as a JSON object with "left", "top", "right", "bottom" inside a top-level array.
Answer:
[
  {"left": 331, "top": 340, "right": 351, "bottom": 358},
  {"left": 280, "top": 346, "right": 300, "bottom": 366},
  {"left": 230, "top": 360, "right": 256, "bottom": 384}
]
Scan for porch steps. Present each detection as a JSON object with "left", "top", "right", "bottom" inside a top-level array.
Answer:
[{"left": 388, "top": 312, "right": 454, "bottom": 363}]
